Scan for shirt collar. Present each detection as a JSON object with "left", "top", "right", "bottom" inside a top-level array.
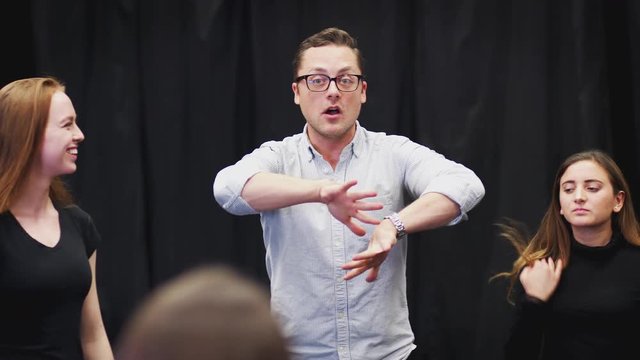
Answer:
[{"left": 300, "top": 121, "right": 364, "bottom": 163}]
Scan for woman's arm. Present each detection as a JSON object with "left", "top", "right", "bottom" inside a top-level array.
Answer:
[{"left": 80, "top": 252, "right": 114, "bottom": 360}]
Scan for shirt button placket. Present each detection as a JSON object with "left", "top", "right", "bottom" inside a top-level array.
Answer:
[
  {"left": 332, "top": 213, "right": 350, "bottom": 359},
  {"left": 333, "top": 159, "right": 351, "bottom": 359}
]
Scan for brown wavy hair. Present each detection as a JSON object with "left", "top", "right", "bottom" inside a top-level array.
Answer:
[
  {"left": 0, "top": 77, "right": 74, "bottom": 213},
  {"left": 494, "top": 149, "right": 640, "bottom": 302}
]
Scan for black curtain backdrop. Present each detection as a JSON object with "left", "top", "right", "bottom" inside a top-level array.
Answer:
[{"left": 2, "top": 1, "right": 639, "bottom": 359}]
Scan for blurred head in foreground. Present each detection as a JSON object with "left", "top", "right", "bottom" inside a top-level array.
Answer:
[{"left": 116, "top": 265, "right": 289, "bottom": 360}]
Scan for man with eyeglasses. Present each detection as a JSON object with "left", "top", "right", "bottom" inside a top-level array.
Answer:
[{"left": 214, "top": 27, "right": 485, "bottom": 360}]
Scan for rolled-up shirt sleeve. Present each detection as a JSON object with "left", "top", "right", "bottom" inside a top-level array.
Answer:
[
  {"left": 213, "top": 141, "right": 282, "bottom": 216},
  {"left": 393, "top": 135, "right": 485, "bottom": 225},
  {"left": 420, "top": 165, "right": 485, "bottom": 225}
]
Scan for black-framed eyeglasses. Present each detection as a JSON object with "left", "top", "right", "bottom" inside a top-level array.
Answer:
[{"left": 295, "top": 74, "right": 364, "bottom": 92}]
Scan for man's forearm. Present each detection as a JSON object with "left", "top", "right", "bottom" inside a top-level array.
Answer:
[
  {"left": 397, "top": 193, "right": 461, "bottom": 234},
  {"left": 241, "top": 172, "right": 330, "bottom": 211}
]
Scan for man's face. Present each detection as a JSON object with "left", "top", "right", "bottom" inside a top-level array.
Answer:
[{"left": 292, "top": 45, "right": 367, "bottom": 146}]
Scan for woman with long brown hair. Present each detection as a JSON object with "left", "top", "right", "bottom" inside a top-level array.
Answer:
[
  {"left": 0, "top": 77, "right": 113, "bottom": 359},
  {"left": 495, "top": 149, "right": 640, "bottom": 360}
]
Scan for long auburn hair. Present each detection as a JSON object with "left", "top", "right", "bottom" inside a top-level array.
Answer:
[
  {"left": 494, "top": 149, "right": 640, "bottom": 302},
  {"left": 0, "top": 77, "right": 74, "bottom": 213}
]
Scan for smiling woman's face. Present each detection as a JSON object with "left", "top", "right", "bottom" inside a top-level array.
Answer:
[{"left": 37, "top": 91, "right": 84, "bottom": 178}]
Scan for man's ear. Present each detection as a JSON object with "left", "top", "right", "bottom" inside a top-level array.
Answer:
[
  {"left": 292, "top": 82, "right": 300, "bottom": 105},
  {"left": 360, "top": 80, "right": 367, "bottom": 104}
]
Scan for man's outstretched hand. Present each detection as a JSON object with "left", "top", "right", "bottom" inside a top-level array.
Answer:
[
  {"left": 341, "top": 217, "right": 398, "bottom": 282},
  {"left": 319, "top": 179, "right": 383, "bottom": 236}
]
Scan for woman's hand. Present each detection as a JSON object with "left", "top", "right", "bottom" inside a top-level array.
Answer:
[{"left": 520, "top": 257, "right": 563, "bottom": 302}]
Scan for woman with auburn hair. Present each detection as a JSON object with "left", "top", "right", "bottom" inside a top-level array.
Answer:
[
  {"left": 0, "top": 77, "right": 113, "bottom": 359},
  {"left": 495, "top": 149, "right": 640, "bottom": 360}
]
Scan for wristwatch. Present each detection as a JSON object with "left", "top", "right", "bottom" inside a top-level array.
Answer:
[{"left": 384, "top": 212, "right": 406, "bottom": 239}]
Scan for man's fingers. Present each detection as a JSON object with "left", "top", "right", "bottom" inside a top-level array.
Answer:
[
  {"left": 342, "top": 259, "right": 366, "bottom": 270},
  {"left": 340, "top": 179, "right": 359, "bottom": 192},
  {"left": 354, "top": 212, "right": 381, "bottom": 225},
  {"left": 347, "top": 222, "right": 367, "bottom": 236},
  {"left": 366, "top": 267, "right": 380, "bottom": 282},
  {"left": 344, "top": 267, "right": 367, "bottom": 280},
  {"left": 355, "top": 201, "right": 383, "bottom": 211},
  {"left": 350, "top": 249, "right": 380, "bottom": 261},
  {"left": 350, "top": 191, "right": 379, "bottom": 200},
  {"left": 342, "top": 253, "right": 386, "bottom": 282}
]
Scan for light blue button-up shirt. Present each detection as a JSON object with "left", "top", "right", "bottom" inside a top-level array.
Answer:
[{"left": 213, "top": 123, "right": 484, "bottom": 360}]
